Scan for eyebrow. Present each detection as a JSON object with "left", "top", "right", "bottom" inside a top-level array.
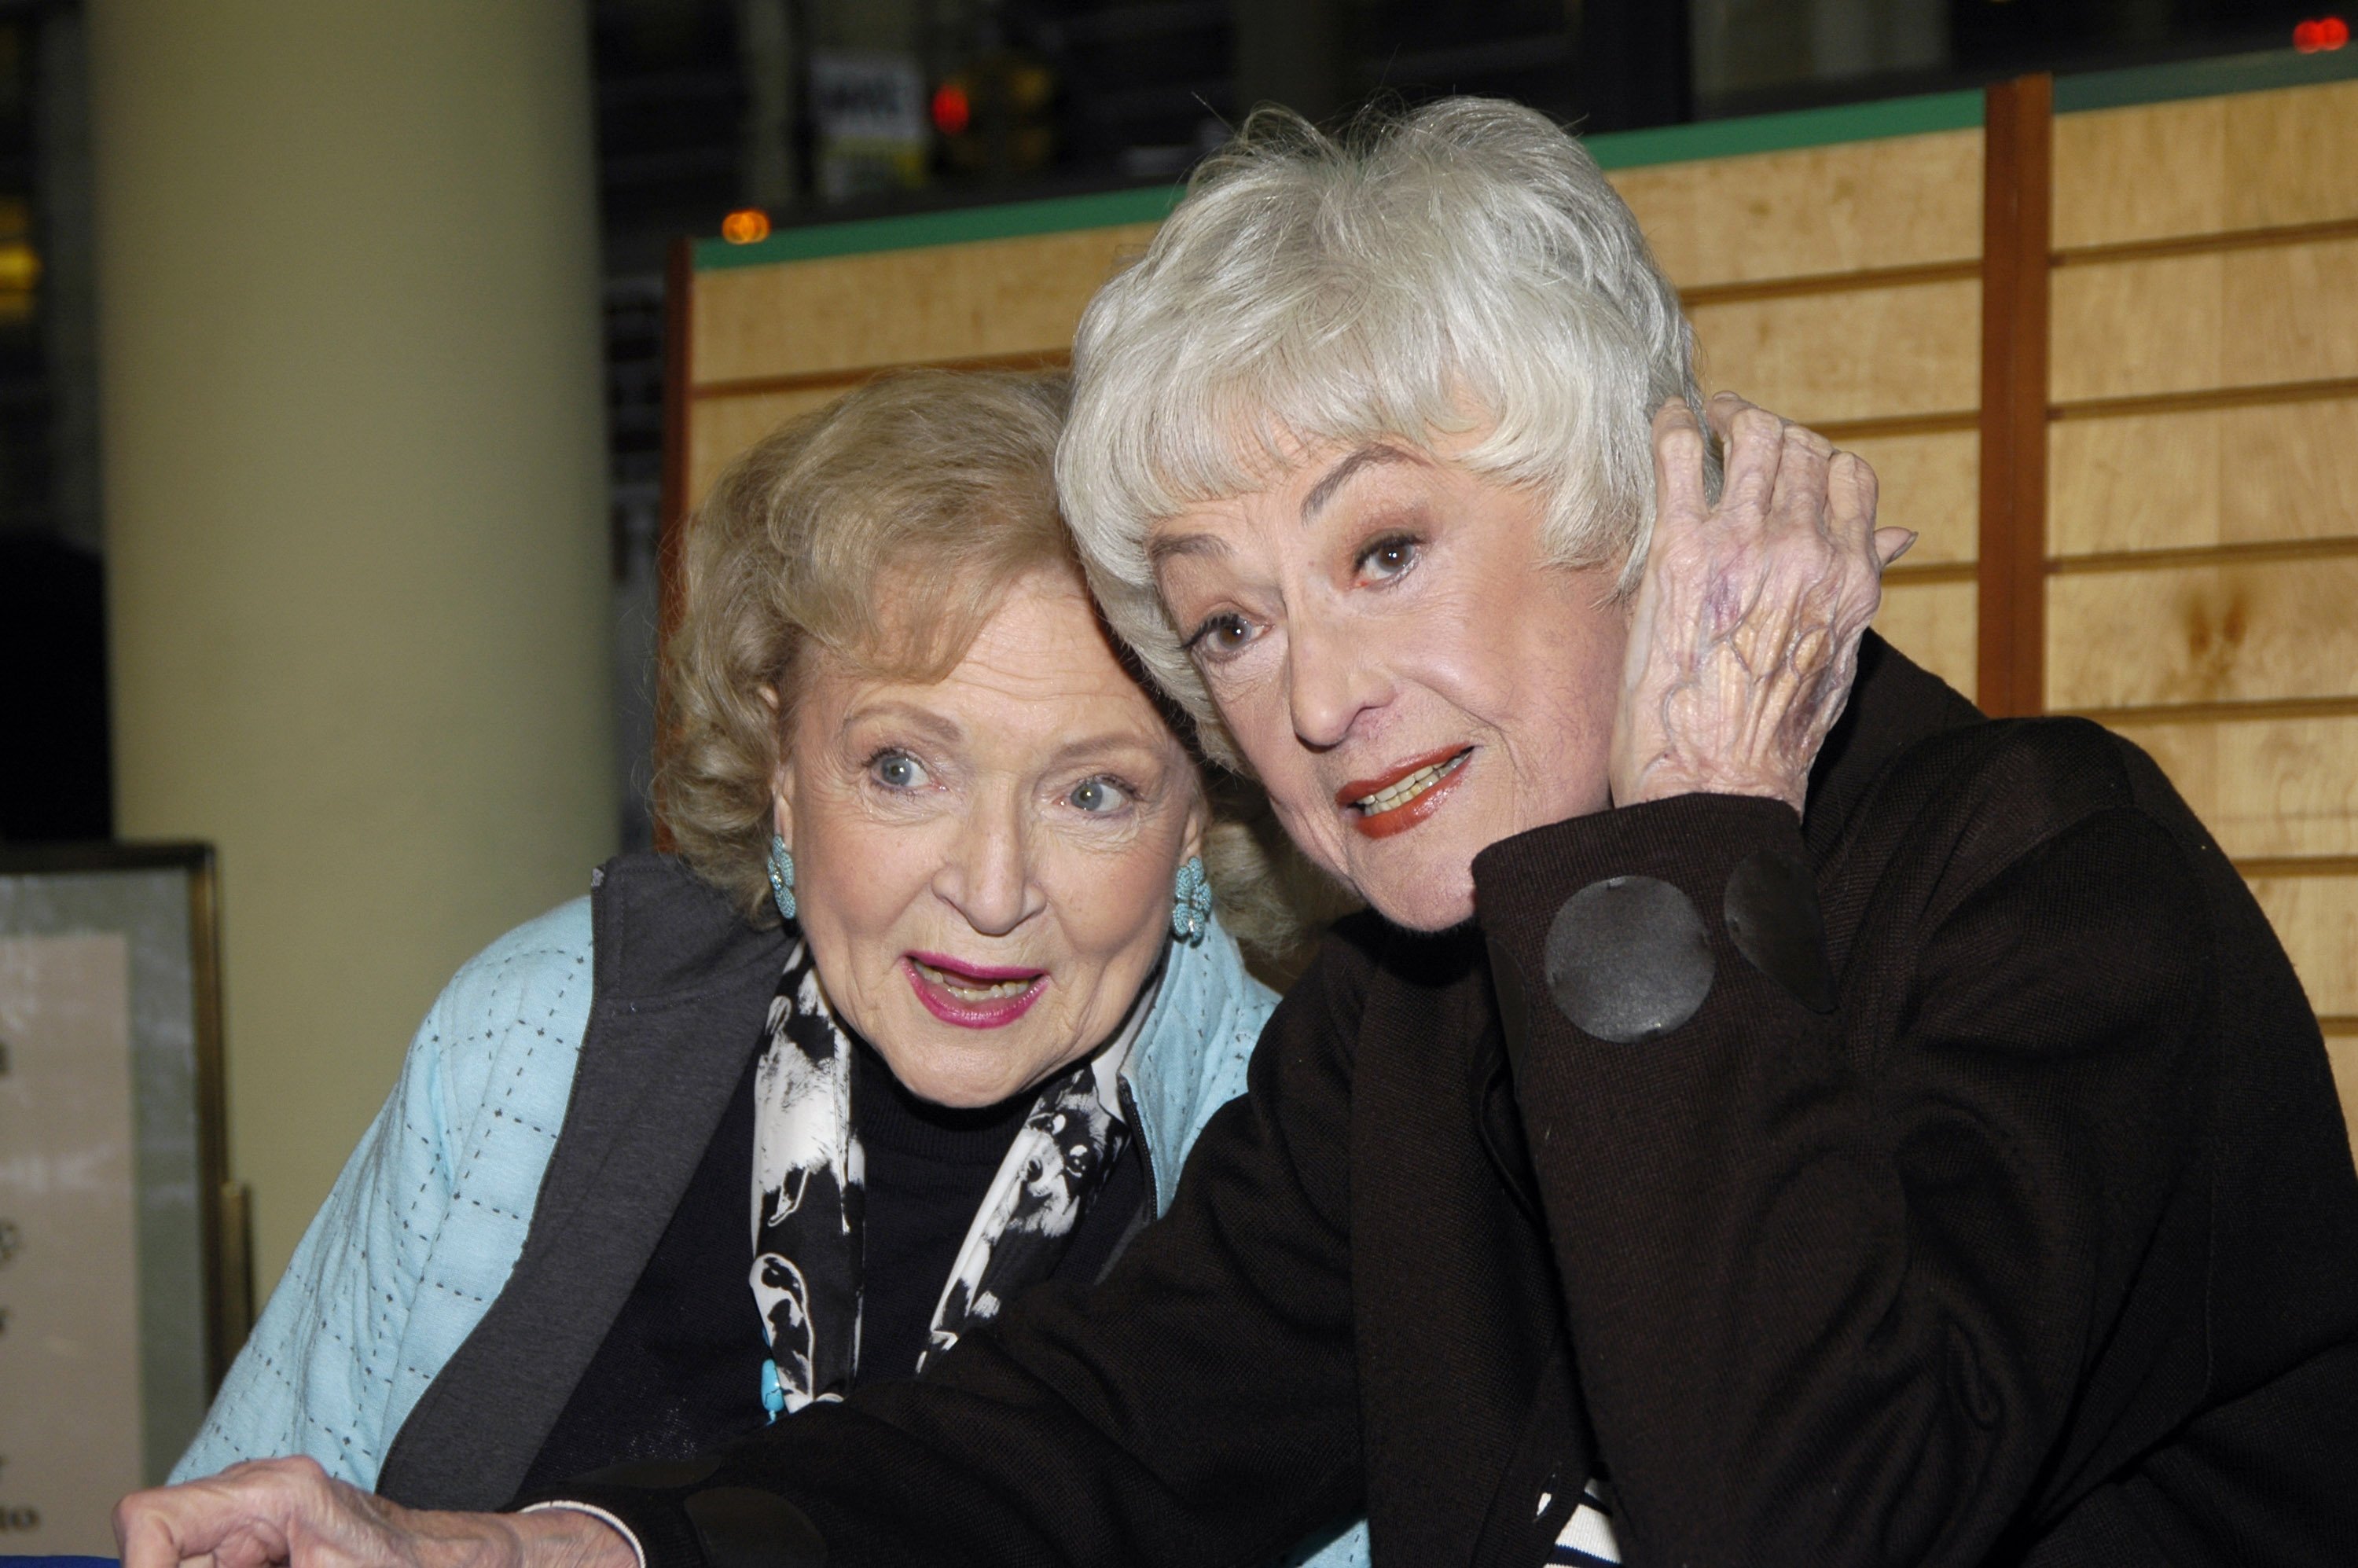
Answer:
[
  {"left": 1301, "top": 443, "right": 1425, "bottom": 524},
  {"left": 1045, "top": 731, "right": 1167, "bottom": 769},
  {"left": 1147, "top": 531, "right": 1229, "bottom": 570},
  {"left": 1144, "top": 442, "right": 1430, "bottom": 570},
  {"left": 838, "top": 700, "right": 962, "bottom": 746}
]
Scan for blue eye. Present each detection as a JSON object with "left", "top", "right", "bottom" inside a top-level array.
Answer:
[
  {"left": 1068, "top": 777, "right": 1132, "bottom": 814},
  {"left": 870, "top": 751, "right": 928, "bottom": 790}
]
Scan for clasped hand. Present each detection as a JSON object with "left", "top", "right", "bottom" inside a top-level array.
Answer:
[
  {"left": 1609, "top": 392, "right": 1913, "bottom": 815},
  {"left": 112, "top": 1457, "right": 630, "bottom": 1568}
]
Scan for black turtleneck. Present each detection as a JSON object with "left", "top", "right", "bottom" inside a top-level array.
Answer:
[{"left": 517, "top": 1031, "right": 1147, "bottom": 1495}]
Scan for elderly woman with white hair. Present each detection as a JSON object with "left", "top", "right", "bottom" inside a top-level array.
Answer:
[{"left": 123, "top": 101, "right": 2357, "bottom": 1568}]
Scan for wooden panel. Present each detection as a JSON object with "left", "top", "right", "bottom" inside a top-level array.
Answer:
[
  {"left": 691, "top": 222, "right": 1159, "bottom": 387},
  {"left": 1872, "top": 578, "right": 1976, "bottom": 700},
  {"left": 687, "top": 387, "right": 858, "bottom": 510},
  {"left": 2050, "top": 237, "right": 2358, "bottom": 404},
  {"left": 2053, "top": 79, "right": 2358, "bottom": 251},
  {"left": 1846, "top": 428, "right": 1978, "bottom": 564},
  {"left": 2050, "top": 398, "right": 2358, "bottom": 556},
  {"left": 2047, "top": 556, "right": 2358, "bottom": 711},
  {"left": 1611, "top": 129, "right": 1983, "bottom": 288},
  {"left": 2110, "top": 714, "right": 2358, "bottom": 858},
  {"left": 1978, "top": 74, "right": 2053, "bottom": 721},
  {"left": 2247, "top": 873, "right": 2358, "bottom": 1015},
  {"left": 1689, "top": 277, "right": 1980, "bottom": 425}
]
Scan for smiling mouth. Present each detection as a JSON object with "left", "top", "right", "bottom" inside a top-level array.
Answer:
[
  {"left": 912, "top": 957, "right": 1038, "bottom": 1001},
  {"left": 1336, "top": 747, "right": 1474, "bottom": 839},
  {"left": 1350, "top": 751, "right": 1470, "bottom": 813},
  {"left": 903, "top": 953, "right": 1049, "bottom": 1029}
]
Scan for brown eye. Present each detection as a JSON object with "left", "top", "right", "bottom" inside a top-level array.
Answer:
[
  {"left": 1357, "top": 536, "right": 1420, "bottom": 582},
  {"left": 1190, "top": 613, "right": 1261, "bottom": 661}
]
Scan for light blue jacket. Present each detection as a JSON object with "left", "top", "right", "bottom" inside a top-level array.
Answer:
[{"left": 178, "top": 887, "right": 1368, "bottom": 1566}]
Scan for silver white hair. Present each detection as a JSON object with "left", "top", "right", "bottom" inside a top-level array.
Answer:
[{"left": 1056, "top": 97, "right": 1703, "bottom": 765}]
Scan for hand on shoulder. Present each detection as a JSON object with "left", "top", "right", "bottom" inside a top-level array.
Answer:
[{"left": 1610, "top": 393, "right": 1914, "bottom": 814}]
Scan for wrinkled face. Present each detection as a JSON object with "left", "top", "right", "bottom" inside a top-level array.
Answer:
[
  {"left": 775, "top": 567, "right": 1204, "bottom": 1107},
  {"left": 1151, "top": 429, "right": 1629, "bottom": 931}
]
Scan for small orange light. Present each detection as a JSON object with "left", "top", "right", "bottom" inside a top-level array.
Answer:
[
  {"left": 720, "top": 208, "right": 771, "bottom": 245},
  {"left": 2294, "top": 17, "right": 2349, "bottom": 50},
  {"left": 931, "top": 83, "right": 971, "bottom": 138}
]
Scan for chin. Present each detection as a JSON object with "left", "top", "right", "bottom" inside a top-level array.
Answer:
[
  {"left": 899, "top": 1057, "right": 1023, "bottom": 1109},
  {"left": 1357, "top": 865, "right": 1478, "bottom": 934},
  {"left": 877, "top": 1028, "right": 1023, "bottom": 1108}
]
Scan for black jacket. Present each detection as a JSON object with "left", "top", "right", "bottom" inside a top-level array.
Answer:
[{"left": 543, "top": 640, "right": 2358, "bottom": 1566}]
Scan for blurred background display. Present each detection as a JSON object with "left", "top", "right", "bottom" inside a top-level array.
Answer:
[{"left": 2, "top": 0, "right": 2343, "bottom": 851}]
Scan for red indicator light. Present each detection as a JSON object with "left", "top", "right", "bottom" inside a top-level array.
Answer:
[
  {"left": 721, "top": 208, "right": 771, "bottom": 245},
  {"left": 2294, "top": 17, "right": 2349, "bottom": 51},
  {"left": 931, "top": 83, "right": 971, "bottom": 138}
]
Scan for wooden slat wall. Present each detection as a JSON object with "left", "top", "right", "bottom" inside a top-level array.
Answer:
[
  {"left": 1611, "top": 129, "right": 1986, "bottom": 700},
  {"left": 2048, "top": 77, "right": 2358, "bottom": 1143},
  {"left": 665, "top": 68, "right": 2357, "bottom": 1141},
  {"left": 681, "top": 222, "right": 1157, "bottom": 509}
]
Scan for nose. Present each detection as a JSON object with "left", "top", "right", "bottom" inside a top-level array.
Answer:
[
  {"left": 932, "top": 789, "right": 1043, "bottom": 938},
  {"left": 1287, "top": 608, "right": 1391, "bottom": 751}
]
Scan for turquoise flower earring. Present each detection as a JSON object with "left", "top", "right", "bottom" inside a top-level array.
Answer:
[
  {"left": 1171, "top": 854, "right": 1212, "bottom": 944},
  {"left": 766, "top": 834, "right": 797, "bottom": 922}
]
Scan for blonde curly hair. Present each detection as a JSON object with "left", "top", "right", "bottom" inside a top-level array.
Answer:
[{"left": 655, "top": 369, "right": 1336, "bottom": 961}]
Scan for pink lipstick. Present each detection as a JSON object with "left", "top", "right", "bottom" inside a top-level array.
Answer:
[{"left": 903, "top": 952, "right": 1048, "bottom": 1030}]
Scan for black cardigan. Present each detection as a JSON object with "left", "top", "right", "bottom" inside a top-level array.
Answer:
[{"left": 540, "top": 638, "right": 2358, "bottom": 1566}]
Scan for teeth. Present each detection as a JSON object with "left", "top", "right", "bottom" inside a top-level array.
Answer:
[
  {"left": 1354, "top": 751, "right": 1469, "bottom": 814},
  {"left": 916, "top": 960, "right": 1034, "bottom": 1002}
]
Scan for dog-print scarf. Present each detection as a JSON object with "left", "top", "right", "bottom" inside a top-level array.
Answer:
[{"left": 748, "top": 935, "right": 1138, "bottom": 1415}]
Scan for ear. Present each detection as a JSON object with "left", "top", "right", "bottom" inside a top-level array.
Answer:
[
  {"left": 1179, "top": 781, "right": 1210, "bottom": 869},
  {"left": 761, "top": 685, "right": 795, "bottom": 851}
]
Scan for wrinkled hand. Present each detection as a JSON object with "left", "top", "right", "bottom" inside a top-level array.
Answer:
[
  {"left": 1609, "top": 393, "right": 1912, "bottom": 815},
  {"left": 113, "top": 1457, "right": 631, "bottom": 1568}
]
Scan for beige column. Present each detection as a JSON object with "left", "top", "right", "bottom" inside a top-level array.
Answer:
[{"left": 90, "top": 2, "right": 615, "bottom": 1292}]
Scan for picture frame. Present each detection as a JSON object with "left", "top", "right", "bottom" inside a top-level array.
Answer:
[{"left": 0, "top": 842, "right": 252, "bottom": 1555}]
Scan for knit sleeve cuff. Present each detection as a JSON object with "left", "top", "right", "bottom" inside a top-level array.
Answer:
[{"left": 519, "top": 1502, "right": 648, "bottom": 1568}]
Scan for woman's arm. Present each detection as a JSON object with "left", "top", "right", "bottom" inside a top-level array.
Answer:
[
  {"left": 1472, "top": 754, "right": 2213, "bottom": 1565},
  {"left": 174, "top": 902, "right": 593, "bottom": 1486}
]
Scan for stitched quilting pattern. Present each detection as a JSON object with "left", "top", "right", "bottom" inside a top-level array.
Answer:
[{"left": 174, "top": 898, "right": 597, "bottom": 1486}]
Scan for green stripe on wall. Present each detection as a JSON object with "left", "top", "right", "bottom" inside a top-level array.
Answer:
[
  {"left": 693, "top": 184, "right": 1182, "bottom": 270},
  {"left": 1585, "top": 88, "right": 1984, "bottom": 170},
  {"left": 2055, "top": 45, "right": 2358, "bottom": 114}
]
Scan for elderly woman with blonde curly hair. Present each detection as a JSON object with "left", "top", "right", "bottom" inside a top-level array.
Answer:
[{"left": 159, "top": 369, "right": 1368, "bottom": 1566}]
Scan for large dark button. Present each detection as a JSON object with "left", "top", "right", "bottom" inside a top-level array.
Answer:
[
  {"left": 1722, "top": 849, "right": 1838, "bottom": 1013},
  {"left": 573, "top": 1455, "right": 726, "bottom": 1490},
  {"left": 1543, "top": 876, "right": 1714, "bottom": 1043},
  {"left": 684, "top": 1487, "right": 828, "bottom": 1568}
]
